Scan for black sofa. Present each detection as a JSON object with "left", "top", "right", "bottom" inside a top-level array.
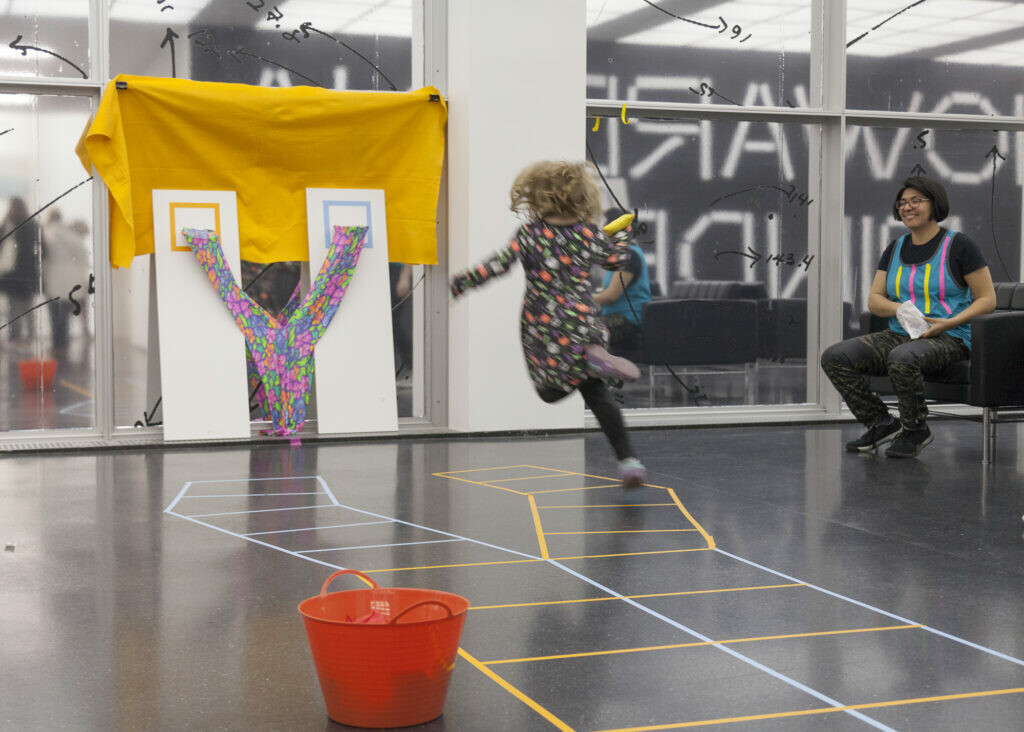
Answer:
[
  {"left": 609, "top": 279, "right": 854, "bottom": 406},
  {"left": 859, "top": 281, "right": 1024, "bottom": 462},
  {"left": 612, "top": 292, "right": 761, "bottom": 406},
  {"left": 669, "top": 280, "right": 854, "bottom": 363}
]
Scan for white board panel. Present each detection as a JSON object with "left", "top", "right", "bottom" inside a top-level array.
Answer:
[
  {"left": 306, "top": 189, "right": 398, "bottom": 434},
  {"left": 152, "top": 191, "right": 250, "bottom": 441}
]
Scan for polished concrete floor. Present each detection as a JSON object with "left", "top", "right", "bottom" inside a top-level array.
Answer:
[{"left": 2, "top": 421, "right": 1023, "bottom": 731}]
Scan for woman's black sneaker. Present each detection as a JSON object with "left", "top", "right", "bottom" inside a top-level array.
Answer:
[
  {"left": 885, "top": 425, "right": 933, "bottom": 458},
  {"left": 845, "top": 418, "right": 902, "bottom": 452}
]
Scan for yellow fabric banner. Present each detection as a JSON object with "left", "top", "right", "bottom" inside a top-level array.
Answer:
[{"left": 76, "top": 74, "right": 447, "bottom": 268}]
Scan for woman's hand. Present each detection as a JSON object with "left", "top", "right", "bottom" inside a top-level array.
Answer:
[{"left": 920, "top": 316, "right": 952, "bottom": 338}]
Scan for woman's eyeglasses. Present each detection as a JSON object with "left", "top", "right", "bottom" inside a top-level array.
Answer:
[{"left": 896, "top": 196, "right": 928, "bottom": 209}]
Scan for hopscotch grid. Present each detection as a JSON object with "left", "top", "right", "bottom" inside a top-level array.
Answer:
[
  {"left": 469, "top": 583, "right": 808, "bottom": 610},
  {"left": 363, "top": 558, "right": 544, "bottom": 573},
  {"left": 457, "top": 647, "right": 574, "bottom": 731},
  {"left": 183, "top": 475, "right": 321, "bottom": 485},
  {"left": 716, "top": 548, "right": 1024, "bottom": 668},
  {"left": 198, "top": 474, "right": 887, "bottom": 728},
  {"left": 483, "top": 624, "right": 924, "bottom": 665},
  {"left": 554, "top": 548, "right": 712, "bottom": 561},
  {"left": 165, "top": 481, "right": 193, "bottom": 514},
  {"left": 314, "top": 476, "right": 539, "bottom": 560},
  {"left": 433, "top": 465, "right": 573, "bottom": 476},
  {"left": 595, "top": 686, "right": 1024, "bottom": 731},
  {"left": 356, "top": 550, "right": 714, "bottom": 575},
  {"left": 183, "top": 492, "right": 323, "bottom": 499},
  {"left": 244, "top": 520, "right": 394, "bottom": 536},
  {"left": 168, "top": 511, "right": 347, "bottom": 572},
  {"left": 431, "top": 473, "right": 530, "bottom": 495},
  {"left": 531, "top": 466, "right": 660, "bottom": 487},
  {"left": 528, "top": 483, "right": 623, "bottom": 495},
  {"left": 298, "top": 538, "right": 464, "bottom": 554},
  {"left": 165, "top": 469, "right": 1024, "bottom": 731},
  {"left": 544, "top": 529, "right": 699, "bottom": 535},
  {"left": 184, "top": 504, "right": 334, "bottom": 518},
  {"left": 539, "top": 503, "right": 676, "bottom": 509},
  {"left": 488, "top": 474, "right": 603, "bottom": 483},
  {"left": 545, "top": 558, "right": 896, "bottom": 731}
]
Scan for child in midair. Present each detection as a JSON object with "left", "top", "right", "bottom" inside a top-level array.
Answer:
[{"left": 449, "top": 160, "right": 646, "bottom": 488}]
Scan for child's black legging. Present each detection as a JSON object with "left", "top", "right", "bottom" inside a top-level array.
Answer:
[{"left": 536, "top": 378, "right": 634, "bottom": 461}]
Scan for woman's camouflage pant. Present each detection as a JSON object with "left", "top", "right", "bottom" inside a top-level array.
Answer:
[{"left": 820, "top": 329, "right": 970, "bottom": 429}]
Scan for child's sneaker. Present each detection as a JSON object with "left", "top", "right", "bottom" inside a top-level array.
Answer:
[
  {"left": 586, "top": 344, "right": 640, "bottom": 383},
  {"left": 618, "top": 457, "right": 646, "bottom": 489}
]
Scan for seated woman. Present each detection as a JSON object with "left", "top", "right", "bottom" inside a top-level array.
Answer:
[
  {"left": 820, "top": 176, "right": 996, "bottom": 458},
  {"left": 594, "top": 213, "right": 651, "bottom": 352}
]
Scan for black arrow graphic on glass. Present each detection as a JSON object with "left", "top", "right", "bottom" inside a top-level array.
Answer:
[
  {"left": 847, "top": 0, "right": 927, "bottom": 48},
  {"left": 298, "top": 23, "right": 398, "bottom": 91},
  {"left": 229, "top": 48, "right": 322, "bottom": 87},
  {"left": 134, "top": 397, "right": 163, "bottom": 428},
  {"left": 9, "top": 35, "right": 87, "bottom": 78},
  {"left": 910, "top": 163, "right": 927, "bottom": 176},
  {"left": 0, "top": 297, "right": 59, "bottom": 332},
  {"left": 0, "top": 128, "right": 12, "bottom": 136},
  {"left": 160, "top": 28, "right": 180, "bottom": 78},
  {"left": 708, "top": 184, "right": 807, "bottom": 208},
  {"left": 714, "top": 247, "right": 762, "bottom": 268},
  {"left": 985, "top": 145, "right": 1011, "bottom": 281},
  {"left": 639, "top": 0, "right": 720, "bottom": 29}
]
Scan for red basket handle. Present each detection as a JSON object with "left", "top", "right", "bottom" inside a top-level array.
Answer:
[
  {"left": 319, "top": 569, "right": 379, "bottom": 596},
  {"left": 388, "top": 599, "right": 454, "bottom": 625}
]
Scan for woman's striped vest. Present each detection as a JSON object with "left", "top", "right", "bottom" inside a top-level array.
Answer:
[{"left": 885, "top": 230, "right": 973, "bottom": 348}]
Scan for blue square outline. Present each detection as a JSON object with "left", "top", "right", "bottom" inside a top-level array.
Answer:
[{"left": 321, "top": 199, "right": 373, "bottom": 249}]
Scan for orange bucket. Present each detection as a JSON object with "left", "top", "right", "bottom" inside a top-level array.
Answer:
[
  {"left": 18, "top": 359, "right": 57, "bottom": 390},
  {"left": 298, "top": 569, "right": 469, "bottom": 728}
]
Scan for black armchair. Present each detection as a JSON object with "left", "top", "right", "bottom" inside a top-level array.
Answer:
[
  {"left": 614, "top": 298, "right": 760, "bottom": 406},
  {"left": 860, "top": 282, "right": 1024, "bottom": 462}
]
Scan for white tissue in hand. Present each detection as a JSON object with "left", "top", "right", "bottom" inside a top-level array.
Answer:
[{"left": 896, "top": 301, "right": 929, "bottom": 338}]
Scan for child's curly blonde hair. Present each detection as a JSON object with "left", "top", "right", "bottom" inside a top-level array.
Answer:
[{"left": 509, "top": 160, "right": 602, "bottom": 224}]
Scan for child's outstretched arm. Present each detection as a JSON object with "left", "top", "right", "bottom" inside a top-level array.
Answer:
[
  {"left": 587, "top": 217, "right": 633, "bottom": 272},
  {"left": 449, "top": 242, "right": 518, "bottom": 299}
]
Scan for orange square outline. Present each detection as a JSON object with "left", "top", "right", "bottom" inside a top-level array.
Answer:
[{"left": 170, "top": 202, "right": 221, "bottom": 251}]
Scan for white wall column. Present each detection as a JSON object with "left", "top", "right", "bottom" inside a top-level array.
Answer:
[{"left": 446, "top": 0, "right": 587, "bottom": 432}]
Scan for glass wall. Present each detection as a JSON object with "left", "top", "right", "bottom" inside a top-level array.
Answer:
[
  {"left": 0, "top": 2, "right": 91, "bottom": 79},
  {"left": 585, "top": 112, "right": 819, "bottom": 408},
  {"left": 586, "top": 0, "right": 819, "bottom": 409},
  {"left": 587, "top": 0, "right": 813, "bottom": 108},
  {"left": 0, "top": 93, "right": 96, "bottom": 431},
  {"left": 844, "top": 0, "right": 1024, "bottom": 365},
  {"left": 587, "top": 0, "right": 1024, "bottom": 415},
  {"left": 2, "top": 2, "right": 1022, "bottom": 441},
  {"left": 846, "top": 1, "right": 1024, "bottom": 113}
]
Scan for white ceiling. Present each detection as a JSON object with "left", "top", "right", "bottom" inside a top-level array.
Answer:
[
  {"left": 2, "top": 0, "right": 412, "bottom": 32},
  {"left": 107, "top": 0, "right": 210, "bottom": 24},
  {"left": 275, "top": 0, "right": 411, "bottom": 37},
  {"left": 3, "top": 1, "right": 1022, "bottom": 66},
  {"left": 590, "top": 0, "right": 1024, "bottom": 66}
]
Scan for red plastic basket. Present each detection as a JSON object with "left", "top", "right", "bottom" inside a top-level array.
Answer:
[
  {"left": 17, "top": 359, "right": 57, "bottom": 390},
  {"left": 298, "top": 569, "right": 469, "bottom": 728}
]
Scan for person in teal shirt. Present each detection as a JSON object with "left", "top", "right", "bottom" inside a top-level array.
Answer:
[{"left": 594, "top": 214, "right": 651, "bottom": 351}]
